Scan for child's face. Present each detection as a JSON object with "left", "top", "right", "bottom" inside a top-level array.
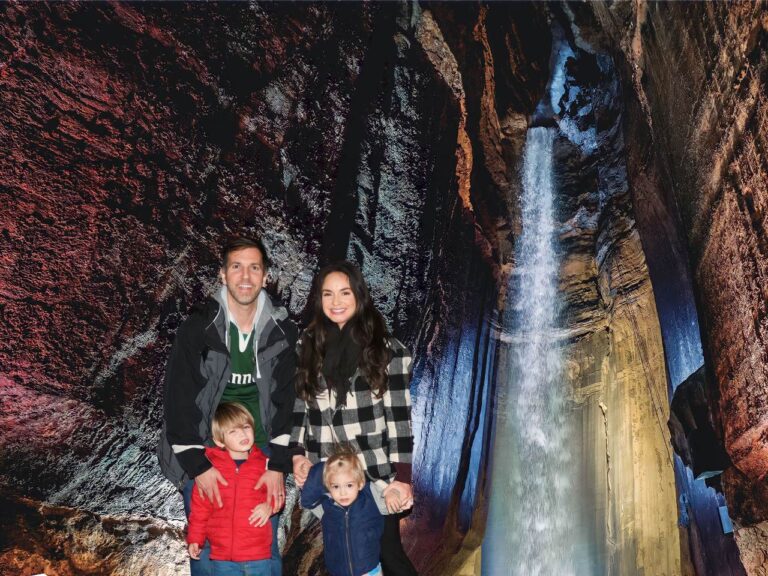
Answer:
[
  {"left": 327, "top": 470, "right": 364, "bottom": 507},
  {"left": 215, "top": 422, "right": 254, "bottom": 458}
]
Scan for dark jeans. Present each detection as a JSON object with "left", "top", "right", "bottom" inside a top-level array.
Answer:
[
  {"left": 381, "top": 513, "right": 418, "bottom": 575},
  {"left": 182, "top": 445, "right": 282, "bottom": 576},
  {"left": 210, "top": 559, "right": 271, "bottom": 576}
]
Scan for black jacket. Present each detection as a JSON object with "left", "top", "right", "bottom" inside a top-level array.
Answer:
[{"left": 157, "top": 289, "right": 297, "bottom": 488}]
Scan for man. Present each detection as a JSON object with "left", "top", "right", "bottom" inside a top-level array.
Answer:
[{"left": 158, "top": 237, "right": 297, "bottom": 575}]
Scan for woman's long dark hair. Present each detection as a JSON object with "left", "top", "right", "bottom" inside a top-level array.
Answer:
[{"left": 297, "top": 261, "right": 391, "bottom": 400}]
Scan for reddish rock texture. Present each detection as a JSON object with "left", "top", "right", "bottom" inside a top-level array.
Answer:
[
  {"left": 3, "top": 1, "right": 768, "bottom": 575},
  {"left": 0, "top": 490, "right": 188, "bottom": 576},
  {"left": 575, "top": 0, "right": 768, "bottom": 572},
  {"left": 587, "top": 0, "right": 768, "bottom": 488},
  {"left": 0, "top": 3, "right": 550, "bottom": 575}
]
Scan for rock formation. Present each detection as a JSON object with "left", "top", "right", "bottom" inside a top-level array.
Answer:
[
  {"left": 547, "top": 22, "right": 682, "bottom": 573},
  {"left": 1, "top": 2, "right": 767, "bottom": 575},
  {"left": 0, "top": 3, "right": 549, "bottom": 574},
  {"left": 571, "top": 1, "right": 768, "bottom": 573}
]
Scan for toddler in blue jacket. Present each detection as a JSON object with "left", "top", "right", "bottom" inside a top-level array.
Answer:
[{"left": 300, "top": 447, "right": 400, "bottom": 576}]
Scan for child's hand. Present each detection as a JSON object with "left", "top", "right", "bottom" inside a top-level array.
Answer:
[
  {"left": 249, "top": 502, "right": 272, "bottom": 527},
  {"left": 188, "top": 543, "right": 201, "bottom": 559},
  {"left": 384, "top": 487, "right": 402, "bottom": 514}
]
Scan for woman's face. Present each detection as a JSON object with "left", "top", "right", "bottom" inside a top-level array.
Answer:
[{"left": 321, "top": 271, "right": 357, "bottom": 329}]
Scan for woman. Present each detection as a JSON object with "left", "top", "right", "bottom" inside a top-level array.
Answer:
[{"left": 291, "top": 260, "right": 418, "bottom": 575}]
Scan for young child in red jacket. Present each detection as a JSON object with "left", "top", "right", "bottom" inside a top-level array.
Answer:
[{"left": 187, "top": 402, "right": 272, "bottom": 574}]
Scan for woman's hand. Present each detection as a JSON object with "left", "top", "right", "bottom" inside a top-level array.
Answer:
[
  {"left": 383, "top": 480, "right": 413, "bottom": 513},
  {"left": 292, "top": 455, "right": 312, "bottom": 488},
  {"left": 384, "top": 487, "right": 402, "bottom": 513},
  {"left": 188, "top": 543, "right": 201, "bottom": 559}
]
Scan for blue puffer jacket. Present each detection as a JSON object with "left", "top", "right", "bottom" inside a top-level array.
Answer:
[{"left": 301, "top": 462, "right": 384, "bottom": 576}]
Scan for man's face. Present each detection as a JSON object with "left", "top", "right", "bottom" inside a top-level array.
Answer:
[{"left": 220, "top": 247, "right": 267, "bottom": 308}]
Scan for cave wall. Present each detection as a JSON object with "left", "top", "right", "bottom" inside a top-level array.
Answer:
[
  {"left": 407, "top": 6, "right": 551, "bottom": 573},
  {"left": 570, "top": 1, "right": 768, "bottom": 573},
  {"left": 0, "top": 3, "right": 551, "bottom": 575},
  {"left": 546, "top": 26, "right": 682, "bottom": 574},
  {"left": 3, "top": 2, "right": 765, "bottom": 575}
]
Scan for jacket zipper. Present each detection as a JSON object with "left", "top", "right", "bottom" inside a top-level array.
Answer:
[
  {"left": 254, "top": 329, "right": 261, "bottom": 379},
  {"left": 345, "top": 509, "right": 354, "bottom": 576},
  {"left": 230, "top": 465, "right": 239, "bottom": 560}
]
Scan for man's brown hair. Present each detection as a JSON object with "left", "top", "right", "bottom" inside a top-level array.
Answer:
[{"left": 221, "top": 236, "right": 270, "bottom": 270}]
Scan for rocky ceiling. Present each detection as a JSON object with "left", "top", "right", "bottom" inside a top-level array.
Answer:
[{"left": 0, "top": 2, "right": 766, "bottom": 575}]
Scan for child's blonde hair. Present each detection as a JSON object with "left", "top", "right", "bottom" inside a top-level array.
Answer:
[
  {"left": 323, "top": 445, "right": 366, "bottom": 489},
  {"left": 212, "top": 402, "right": 254, "bottom": 445}
]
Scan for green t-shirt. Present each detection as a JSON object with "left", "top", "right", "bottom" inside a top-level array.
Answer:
[{"left": 220, "top": 322, "right": 268, "bottom": 447}]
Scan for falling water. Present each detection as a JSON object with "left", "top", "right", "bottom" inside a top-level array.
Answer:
[{"left": 484, "top": 127, "right": 580, "bottom": 575}]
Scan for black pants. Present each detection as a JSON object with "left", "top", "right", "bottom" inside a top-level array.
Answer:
[{"left": 380, "top": 513, "right": 418, "bottom": 576}]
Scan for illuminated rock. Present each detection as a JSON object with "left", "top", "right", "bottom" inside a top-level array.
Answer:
[{"left": 2, "top": 1, "right": 767, "bottom": 574}]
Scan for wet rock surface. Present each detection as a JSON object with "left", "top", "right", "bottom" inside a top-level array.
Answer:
[
  {"left": 0, "top": 490, "right": 188, "bottom": 576},
  {"left": 546, "top": 23, "right": 682, "bottom": 573},
  {"left": 0, "top": 3, "right": 549, "bottom": 575},
  {"left": 2, "top": 2, "right": 768, "bottom": 575},
  {"left": 669, "top": 367, "right": 732, "bottom": 479},
  {"left": 571, "top": 1, "right": 768, "bottom": 572}
]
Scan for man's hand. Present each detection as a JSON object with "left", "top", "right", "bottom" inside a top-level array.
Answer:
[
  {"left": 195, "top": 466, "right": 228, "bottom": 508},
  {"left": 249, "top": 502, "right": 272, "bottom": 527},
  {"left": 188, "top": 542, "right": 201, "bottom": 560},
  {"left": 292, "top": 455, "right": 312, "bottom": 488},
  {"left": 255, "top": 469, "right": 284, "bottom": 513},
  {"left": 383, "top": 481, "right": 413, "bottom": 513}
]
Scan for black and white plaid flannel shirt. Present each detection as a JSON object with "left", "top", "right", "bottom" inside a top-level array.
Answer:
[{"left": 290, "top": 337, "right": 414, "bottom": 486}]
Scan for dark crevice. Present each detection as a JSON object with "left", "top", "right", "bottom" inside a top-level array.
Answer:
[{"left": 319, "top": 5, "right": 398, "bottom": 266}]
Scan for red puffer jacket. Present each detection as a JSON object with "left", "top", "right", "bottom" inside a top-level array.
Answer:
[{"left": 187, "top": 447, "right": 272, "bottom": 561}]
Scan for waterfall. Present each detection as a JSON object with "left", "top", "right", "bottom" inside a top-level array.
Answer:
[{"left": 484, "top": 127, "right": 581, "bottom": 575}]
